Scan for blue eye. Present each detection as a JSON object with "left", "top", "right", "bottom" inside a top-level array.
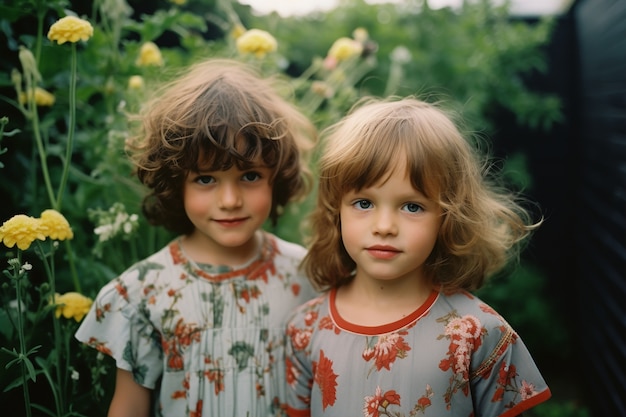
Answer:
[
  {"left": 403, "top": 202, "right": 423, "bottom": 213},
  {"left": 353, "top": 200, "right": 373, "bottom": 210}
]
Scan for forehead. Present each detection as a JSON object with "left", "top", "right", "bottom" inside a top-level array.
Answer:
[
  {"left": 358, "top": 163, "right": 417, "bottom": 193},
  {"left": 358, "top": 160, "right": 440, "bottom": 201}
]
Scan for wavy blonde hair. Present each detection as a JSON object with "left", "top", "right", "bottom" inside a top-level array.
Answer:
[
  {"left": 302, "top": 96, "right": 540, "bottom": 292},
  {"left": 125, "top": 59, "right": 316, "bottom": 234}
]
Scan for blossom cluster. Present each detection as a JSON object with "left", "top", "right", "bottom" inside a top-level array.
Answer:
[
  {"left": 136, "top": 41, "right": 164, "bottom": 66},
  {"left": 89, "top": 202, "right": 139, "bottom": 243},
  {"left": 0, "top": 209, "right": 73, "bottom": 250},
  {"left": 47, "top": 16, "right": 94, "bottom": 44},
  {"left": 235, "top": 28, "right": 277, "bottom": 58},
  {"left": 18, "top": 87, "right": 55, "bottom": 107},
  {"left": 327, "top": 37, "right": 363, "bottom": 61},
  {"left": 53, "top": 292, "right": 93, "bottom": 322}
]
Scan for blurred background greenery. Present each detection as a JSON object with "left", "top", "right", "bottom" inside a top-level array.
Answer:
[{"left": 0, "top": 0, "right": 597, "bottom": 416}]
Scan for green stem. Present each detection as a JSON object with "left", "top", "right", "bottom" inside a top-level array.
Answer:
[
  {"left": 15, "top": 251, "right": 33, "bottom": 417},
  {"left": 65, "top": 240, "right": 81, "bottom": 293},
  {"left": 27, "top": 75, "right": 56, "bottom": 208},
  {"left": 34, "top": 9, "right": 44, "bottom": 65},
  {"left": 38, "top": 242, "right": 65, "bottom": 416},
  {"left": 56, "top": 44, "right": 78, "bottom": 210}
]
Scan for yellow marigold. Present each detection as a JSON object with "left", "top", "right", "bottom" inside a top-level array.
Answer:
[
  {"left": 54, "top": 292, "right": 93, "bottom": 322},
  {"left": 136, "top": 42, "right": 163, "bottom": 67},
  {"left": 47, "top": 16, "right": 94, "bottom": 45},
  {"left": 327, "top": 37, "right": 363, "bottom": 61},
  {"left": 128, "top": 75, "right": 144, "bottom": 90},
  {"left": 0, "top": 215, "right": 46, "bottom": 250},
  {"left": 39, "top": 209, "right": 74, "bottom": 241},
  {"left": 231, "top": 24, "right": 246, "bottom": 39},
  {"left": 236, "top": 29, "right": 277, "bottom": 58},
  {"left": 19, "top": 87, "right": 56, "bottom": 107}
]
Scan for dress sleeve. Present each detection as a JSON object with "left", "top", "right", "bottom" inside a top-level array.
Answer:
[
  {"left": 470, "top": 321, "right": 551, "bottom": 417},
  {"left": 75, "top": 269, "right": 163, "bottom": 389},
  {"left": 285, "top": 306, "right": 314, "bottom": 417}
]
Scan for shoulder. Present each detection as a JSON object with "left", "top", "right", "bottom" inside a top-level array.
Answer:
[
  {"left": 122, "top": 241, "right": 176, "bottom": 280},
  {"left": 266, "top": 232, "right": 307, "bottom": 260},
  {"left": 287, "top": 293, "right": 329, "bottom": 326},
  {"left": 433, "top": 290, "right": 516, "bottom": 344},
  {"left": 436, "top": 291, "right": 508, "bottom": 323},
  {"left": 93, "top": 241, "right": 178, "bottom": 301}
]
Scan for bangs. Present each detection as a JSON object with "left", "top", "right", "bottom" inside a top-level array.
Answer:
[
  {"left": 323, "top": 114, "right": 442, "bottom": 199},
  {"left": 170, "top": 70, "right": 293, "bottom": 174},
  {"left": 188, "top": 127, "right": 283, "bottom": 173}
]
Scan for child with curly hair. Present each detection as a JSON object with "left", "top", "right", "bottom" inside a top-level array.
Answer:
[
  {"left": 285, "top": 97, "right": 551, "bottom": 417},
  {"left": 76, "top": 59, "right": 318, "bottom": 417}
]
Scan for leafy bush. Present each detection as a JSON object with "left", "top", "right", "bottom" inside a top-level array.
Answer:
[{"left": 0, "top": 0, "right": 570, "bottom": 415}]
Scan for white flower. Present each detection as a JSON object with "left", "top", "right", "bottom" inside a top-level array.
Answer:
[{"left": 390, "top": 46, "right": 411, "bottom": 64}]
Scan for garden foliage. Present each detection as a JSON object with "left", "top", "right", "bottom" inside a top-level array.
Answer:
[{"left": 0, "top": 0, "right": 574, "bottom": 415}]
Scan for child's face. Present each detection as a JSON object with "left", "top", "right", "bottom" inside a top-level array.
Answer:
[
  {"left": 339, "top": 164, "right": 442, "bottom": 286},
  {"left": 183, "top": 164, "right": 273, "bottom": 264}
]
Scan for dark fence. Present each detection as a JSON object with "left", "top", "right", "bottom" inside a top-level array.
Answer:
[
  {"left": 571, "top": 0, "right": 626, "bottom": 415},
  {"left": 494, "top": 1, "right": 625, "bottom": 415}
]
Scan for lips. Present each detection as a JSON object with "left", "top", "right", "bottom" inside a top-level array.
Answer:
[
  {"left": 366, "top": 245, "right": 401, "bottom": 259},
  {"left": 214, "top": 217, "right": 248, "bottom": 227}
]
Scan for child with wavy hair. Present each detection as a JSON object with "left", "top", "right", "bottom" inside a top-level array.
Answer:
[
  {"left": 76, "top": 59, "right": 318, "bottom": 417},
  {"left": 285, "top": 97, "right": 551, "bottom": 417}
]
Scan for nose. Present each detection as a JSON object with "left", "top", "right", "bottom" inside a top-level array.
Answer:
[
  {"left": 372, "top": 208, "right": 398, "bottom": 236},
  {"left": 218, "top": 182, "right": 243, "bottom": 209}
]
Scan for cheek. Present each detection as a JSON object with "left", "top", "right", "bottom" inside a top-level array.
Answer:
[
  {"left": 249, "top": 185, "right": 273, "bottom": 215},
  {"left": 339, "top": 215, "right": 360, "bottom": 250},
  {"left": 416, "top": 222, "right": 442, "bottom": 254},
  {"left": 182, "top": 191, "right": 204, "bottom": 215}
]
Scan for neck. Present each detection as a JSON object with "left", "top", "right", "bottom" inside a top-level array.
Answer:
[
  {"left": 181, "top": 231, "right": 262, "bottom": 266},
  {"left": 335, "top": 275, "right": 433, "bottom": 327}
]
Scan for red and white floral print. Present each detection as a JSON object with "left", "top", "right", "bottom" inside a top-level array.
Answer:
[
  {"left": 77, "top": 234, "right": 316, "bottom": 417},
  {"left": 363, "top": 386, "right": 402, "bottom": 417},
  {"left": 285, "top": 289, "right": 551, "bottom": 417},
  {"left": 362, "top": 330, "right": 411, "bottom": 372}
]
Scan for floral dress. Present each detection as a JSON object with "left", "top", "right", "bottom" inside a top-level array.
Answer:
[
  {"left": 285, "top": 289, "right": 551, "bottom": 417},
  {"left": 75, "top": 232, "right": 317, "bottom": 417}
]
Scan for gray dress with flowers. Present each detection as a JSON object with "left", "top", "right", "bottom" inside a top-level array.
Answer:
[
  {"left": 76, "top": 232, "right": 316, "bottom": 417},
  {"left": 285, "top": 289, "right": 551, "bottom": 417}
]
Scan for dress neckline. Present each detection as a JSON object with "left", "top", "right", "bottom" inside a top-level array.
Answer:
[
  {"left": 328, "top": 287, "right": 439, "bottom": 335},
  {"left": 169, "top": 232, "right": 279, "bottom": 283}
]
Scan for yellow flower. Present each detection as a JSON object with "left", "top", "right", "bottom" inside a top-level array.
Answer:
[
  {"left": 236, "top": 29, "right": 277, "bottom": 58},
  {"left": 19, "top": 87, "right": 56, "bottom": 107},
  {"left": 352, "top": 27, "right": 369, "bottom": 43},
  {"left": 47, "top": 16, "right": 94, "bottom": 44},
  {"left": 311, "top": 81, "right": 335, "bottom": 98},
  {"left": 169, "top": 0, "right": 187, "bottom": 5},
  {"left": 231, "top": 24, "right": 246, "bottom": 39},
  {"left": 327, "top": 37, "right": 363, "bottom": 61},
  {"left": 0, "top": 215, "right": 46, "bottom": 250},
  {"left": 54, "top": 292, "right": 93, "bottom": 322},
  {"left": 39, "top": 209, "right": 74, "bottom": 241},
  {"left": 128, "top": 75, "right": 145, "bottom": 90},
  {"left": 136, "top": 42, "right": 164, "bottom": 67}
]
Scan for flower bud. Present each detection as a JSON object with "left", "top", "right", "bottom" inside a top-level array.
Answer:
[{"left": 18, "top": 46, "right": 41, "bottom": 83}]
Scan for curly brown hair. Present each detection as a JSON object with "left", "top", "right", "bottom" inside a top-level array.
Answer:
[
  {"left": 125, "top": 59, "right": 316, "bottom": 235},
  {"left": 302, "top": 96, "right": 541, "bottom": 292}
]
